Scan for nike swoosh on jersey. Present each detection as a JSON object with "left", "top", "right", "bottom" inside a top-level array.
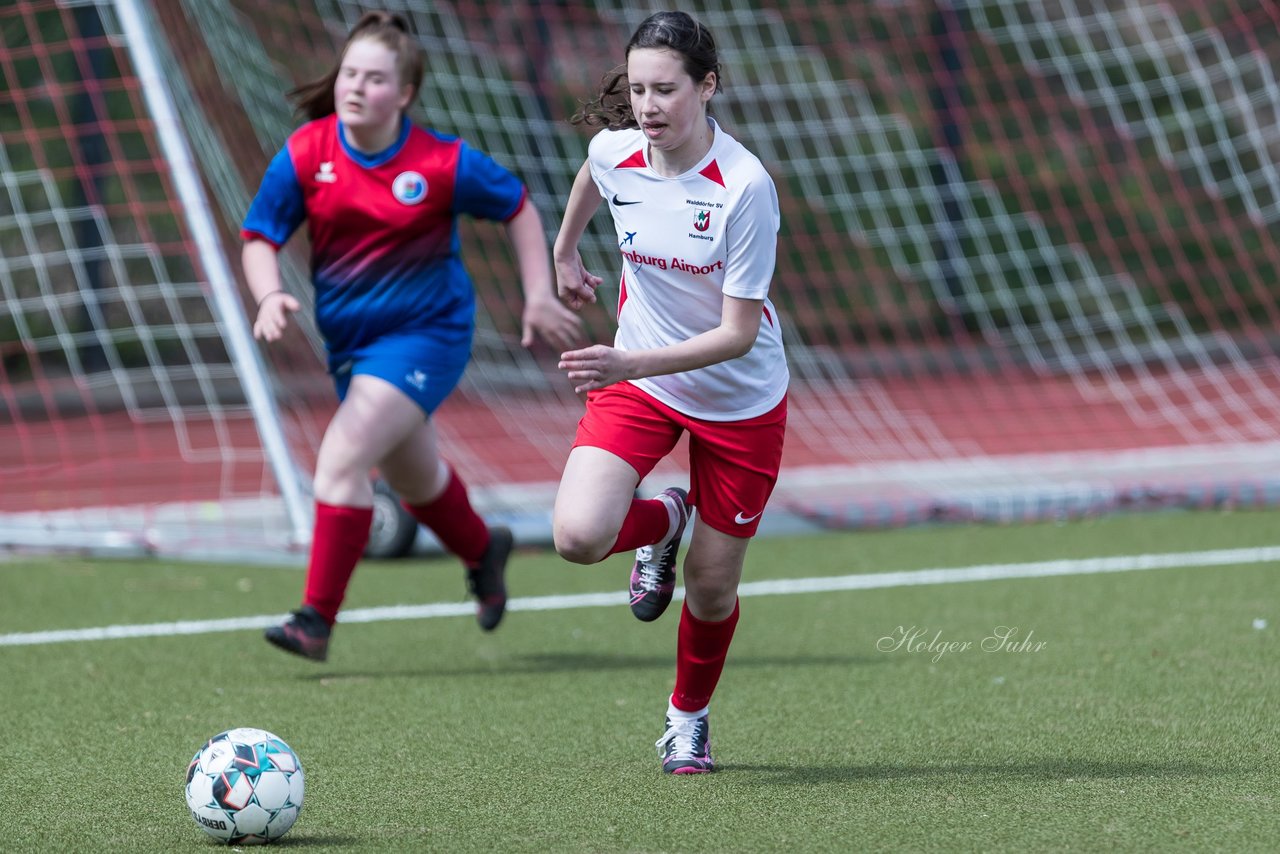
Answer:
[
  {"left": 734, "top": 511, "right": 762, "bottom": 524},
  {"left": 611, "top": 194, "right": 642, "bottom": 206}
]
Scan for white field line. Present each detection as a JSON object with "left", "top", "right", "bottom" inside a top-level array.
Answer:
[{"left": 2, "top": 546, "right": 1277, "bottom": 648}]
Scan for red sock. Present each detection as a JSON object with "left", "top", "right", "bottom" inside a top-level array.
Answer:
[
  {"left": 302, "top": 502, "right": 373, "bottom": 625},
  {"left": 404, "top": 470, "right": 489, "bottom": 564},
  {"left": 672, "top": 599, "right": 740, "bottom": 712},
  {"left": 606, "top": 497, "right": 671, "bottom": 556}
]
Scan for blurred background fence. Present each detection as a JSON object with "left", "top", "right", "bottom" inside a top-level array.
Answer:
[{"left": 2, "top": 0, "right": 1279, "bottom": 558}]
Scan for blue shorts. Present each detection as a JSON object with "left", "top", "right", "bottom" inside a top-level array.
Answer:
[{"left": 329, "top": 330, "right": 471, "bottom": 415}]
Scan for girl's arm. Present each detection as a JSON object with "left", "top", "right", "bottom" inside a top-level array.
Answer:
[
  {"left": 505, "top": 200, "right": 583, "bottom": 351},
  {"left": 242, "top": 239, "right": 300, "bottom": 342},
  {"left": 558, "top": 294, "right": 764, "bottom": 394},
  {"left": 552, "top": 161, "right": 605, "bottom": 311}
]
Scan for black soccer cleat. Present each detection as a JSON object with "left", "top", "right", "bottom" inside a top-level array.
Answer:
[
  {"left": 656, "top": 713, "right": 714, "bottom": 774},
  {"left": 629, "top": 488, "right": 690, "bottom": 622},
  {"left": 264, "top": 605, "right": 331, "bottom": 662},
  {"left": 466, "top": 526, "right": 513, "bottom": 631}
]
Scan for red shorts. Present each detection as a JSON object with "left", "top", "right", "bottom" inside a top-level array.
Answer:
[{"left": 572, "top": 382, "right": 787, "bottom": 537}]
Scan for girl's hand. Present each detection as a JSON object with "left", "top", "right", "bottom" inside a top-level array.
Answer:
[
  {"left": 522, "top": 296, "right": 584, "bottom": 352},
  {"left": 554, "top": 250, "right": 603, "bottom": 311},
  {"left": 558, "top": 344, "right": 634, "bottom": 393},
  {"left": 252, "top": 291, "right": 301, "bottom": 342}
]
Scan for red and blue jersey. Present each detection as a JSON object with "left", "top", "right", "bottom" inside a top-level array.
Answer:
[{"left": 242, "top": 114, "right": 527, "bottom": 356}]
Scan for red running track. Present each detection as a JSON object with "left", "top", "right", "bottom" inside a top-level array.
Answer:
[{"left": 6, "top": 363, "right": 1280, "bottom": 515}]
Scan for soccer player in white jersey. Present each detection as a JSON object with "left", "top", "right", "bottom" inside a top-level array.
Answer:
[{"left": 552, "top": 10, "right": 788, "bottom": 774}]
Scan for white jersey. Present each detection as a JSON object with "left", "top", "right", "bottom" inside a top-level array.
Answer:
[{"left": 588, "top": 119, "right": 788, "bottom": 421}]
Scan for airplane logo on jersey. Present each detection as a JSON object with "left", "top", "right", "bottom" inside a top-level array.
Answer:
[
  {"left": 694, "top": 210, "right": 711, "bottom": 231},
  {"left": 620, "top": 231, "right": 637, "bottom": 247},
  {"left": 315, "top": 162, "right": 336, "bottom": 183},
  {"left": 392, "top": 171, "right": 428, "bottom": 205}
]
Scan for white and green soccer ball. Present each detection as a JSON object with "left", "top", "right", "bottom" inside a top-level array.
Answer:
[{"left": 185, "top": 728, "right": 304, "bottom": 845}]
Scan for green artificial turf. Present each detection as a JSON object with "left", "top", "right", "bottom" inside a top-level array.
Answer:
[{"left": 1, "top": 508, "right": 1276, "bottom": 851}]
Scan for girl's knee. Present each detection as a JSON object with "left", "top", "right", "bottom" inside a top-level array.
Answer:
[{"left": 552, "top": 521, "right": 613, "bottom": 564}]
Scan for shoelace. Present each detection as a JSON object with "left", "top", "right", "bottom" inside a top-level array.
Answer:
[
  {"left": 633, "top": 549, "right": 665, "bottom": 591},
  {"left": 655, "top": 718, "right": 704, "bottom": 760}
]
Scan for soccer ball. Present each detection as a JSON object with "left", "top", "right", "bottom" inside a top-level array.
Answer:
[{"left": 185, "top": 728, "right": 305, "bottom": 844}]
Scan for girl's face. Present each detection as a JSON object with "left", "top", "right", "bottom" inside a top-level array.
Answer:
[
  {"left": 334, "top": 37, "right": 412, "bottom": 134},
  {"left": 627, "top": 47, "right": 715, "bottom": 157}
]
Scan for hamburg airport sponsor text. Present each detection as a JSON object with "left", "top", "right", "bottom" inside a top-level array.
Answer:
[{"left": 621, "top": 250, "right": 724, "bottom": 276}]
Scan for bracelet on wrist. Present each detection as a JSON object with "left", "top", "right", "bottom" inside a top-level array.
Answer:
[{"left": 256, "top": 290, "right": 287, "bottom": 307}]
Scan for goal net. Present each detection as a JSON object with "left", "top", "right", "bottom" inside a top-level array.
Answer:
[{"left": 3, "top": 0, "right": 1279, "bottom": 559}]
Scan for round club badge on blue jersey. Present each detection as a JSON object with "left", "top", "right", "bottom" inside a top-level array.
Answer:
[{"left": 392, "top": 171, "right": 428, "bottom": 205}]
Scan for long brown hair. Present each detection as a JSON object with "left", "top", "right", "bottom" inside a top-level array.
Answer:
[
  {"left": 572, "top": 11, "right": 722, "bottom": 130},
  {"left": 289, "top": 11, "right": 425, "bottom": 122}
]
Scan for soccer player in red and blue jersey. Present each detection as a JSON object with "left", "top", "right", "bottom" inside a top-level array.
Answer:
[
  {"left": 552, "top": 12, "right": 788, "bottom": 773},
  {"left": 241, "top": 11, "right": 581, "bottom": 662}
]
